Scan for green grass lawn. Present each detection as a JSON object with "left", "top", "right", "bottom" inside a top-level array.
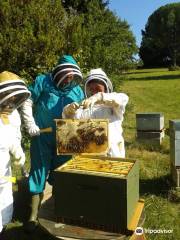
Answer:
[
  {"left": 119, "top": 68, "right": 180, "bottom": 240},
  {"left": 3, "top": 68, "right": 180, "bottom": 240}
]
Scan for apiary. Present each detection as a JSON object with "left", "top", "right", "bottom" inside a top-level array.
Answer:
[
  {"left": 53, "top": 156, "right": 139, "bottom": 233},
  {"left": 136, "top": 112, "right": 164, "bottom": 146},
  {"left": 55, "top": 119, "right": 108, "bottom": 155}
]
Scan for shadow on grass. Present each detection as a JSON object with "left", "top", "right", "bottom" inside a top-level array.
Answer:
[
  {"left": 1, "top": 178, "right": 57, "bottom": 240},
  {"left": 126, "top": 140, "right": 161, "bottom": 152},
  {"left": 13, "top": 177, "right": 31, "bottom": 223},
  {"left": 125, "top": 140, "right": 169, "bottom": 154},
  {"left": 127, "top": 74, "right": 180, "bottom": 81},
  {"left": 140, "top": 174, "right": 172, "bottom": 197},
  {"left": 126, "top": 71, "right": 159, "bottom": 75},
  {"left": 1, "top": 225, "right": 57, "bottom": 240}
]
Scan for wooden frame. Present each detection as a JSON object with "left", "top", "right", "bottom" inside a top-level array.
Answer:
[{"left": 55, "top": 119, "right": 109, "bottom": 155}]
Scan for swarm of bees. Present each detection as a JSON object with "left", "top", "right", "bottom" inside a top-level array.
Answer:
[{"left": 55, "top": 119, "right": 108, "bottom": 154}]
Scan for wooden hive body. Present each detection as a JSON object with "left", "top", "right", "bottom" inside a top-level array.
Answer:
[
  {"left": 55, "top": 119, "right": 109, "bottom": 155},
  {"left": 136, "top": 112, "right": 164, "bottom": 146},
  {"left": 136, "top": 112, "right": 164, "bottom": 131},
  {"left": 169, "top": 120, "right": 180, "bottom": 188},
  {"left": 169, "top": 120, "right": 180, "bottom": 167},
  {"left": 53, "top": 156, "right": 139, "bottom": 233}
]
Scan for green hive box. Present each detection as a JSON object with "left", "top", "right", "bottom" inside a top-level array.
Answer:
[{"left": 53, "top": 156, "right": 139, "bottom": 233}]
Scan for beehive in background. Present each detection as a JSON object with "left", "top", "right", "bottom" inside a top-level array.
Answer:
[
  {"left": 53, "top": 155, "right": 139, "bottom": 233},
  {"left": 136, "top": 112, "right": 164, "bottom": 146},
  {"left": 169, "top": 120, "right": 180, "bottom": 188},
  {"left": 136, "top": 112, "right": 164, "bottom": 131},
  {"left": 55, "top": 119, "right": 108, "bottom": 155}
]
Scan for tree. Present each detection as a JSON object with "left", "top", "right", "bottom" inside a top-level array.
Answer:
[
  {"left": 0, "top": 0, "right": 83, "bottom": 80},
  {"left": 63, "top": 0, "right": 137, "bottom": 73},
  {"left": 0, "top": 0, "right": 137, "bottom": 79},
  {"left": 139, "top": 3, "right": 180, "bottom": 67},
  {"left": 61, "top": 0, "right": 109, "bottom": 13}
]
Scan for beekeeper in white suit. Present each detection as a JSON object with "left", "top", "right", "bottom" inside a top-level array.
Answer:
[
  {"left": 63, "top": 68, "right": 129, "bottom": 158},
  {"left": 0, "top": 71, "right": 30, "bottom": 233}
]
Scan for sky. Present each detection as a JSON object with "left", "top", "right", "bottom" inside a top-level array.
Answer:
[{"left": 108, "top": 0, "right": 180, "bottom": 47}]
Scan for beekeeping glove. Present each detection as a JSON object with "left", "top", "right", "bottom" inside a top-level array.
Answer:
[
  {"left": 20, "top": 98, "right": 40, "bottom": 136},
  {"left": 14, "top": 153, "right": 26, "bottom": 166},
  {"left": 101, "top": 93, "right": 120, "bottom": 107},
  {"left": 10, "top": 145, "right": 26, "bottom": 166},
  {"left": 102, "top": 93, "right": 129, "bottom": 117},
  {"left": 62, "top": 102, "right": 80, "bottom": 118},
  {"left": 81, "top": 92, "right": 103, "bottom": 109}
]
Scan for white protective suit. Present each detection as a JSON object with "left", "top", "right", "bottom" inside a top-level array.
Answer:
[
  {"left": 63, "top": 92, "right": 129, "bottom": 157},
  {"left": 0, "top": 110, "right": 25, "bottom": 232},
  {"left": 0, "top": 71, "right": 30, "bottom": 233}
]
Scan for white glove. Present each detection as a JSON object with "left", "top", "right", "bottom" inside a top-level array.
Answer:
[
  {"left": 102, "top": 92, "right": 129, "bottom": 117},
  {"left": 81, "top": 92, "right": 103, "bottom": 109},
  {"left": 20, "top": 98, "right": 40, "bottom": 136},
  {"left": 28, "top": 124, "right": 40, "bottom": 136},
  {"left": 11, "top": 146, "right": 26, "bottom": 166},
  {"left": 62, "top": 102, "right": 80, "bottom": 118},
  {"left": 14, "top": 153, "right": 26, "bottom": 166}
]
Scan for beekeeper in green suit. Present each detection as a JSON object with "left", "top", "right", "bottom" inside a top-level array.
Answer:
[{"left": 21, "top": 55, "right": 84, "bottom": 231}]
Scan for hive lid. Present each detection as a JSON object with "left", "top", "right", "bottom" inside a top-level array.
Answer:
[
  {"left": 55, "top": 119, "right": 109, "bottom": 155},
  {"left": 169, "top": 120, "right": 180, "bottom": 131}
]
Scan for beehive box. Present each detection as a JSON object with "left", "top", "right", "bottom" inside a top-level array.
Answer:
[
  {"left": 136, "top": 131, "right": 165, "bottom": 145},
  {"left": 136, "top": 113, "right": 164, "bottom": 131},
  {"left": 53, "top": 156, "right": 139, "bottom": 233},
  {"left": 169, "top": 120, "right": 180, "bottom": 167},
  {"left": 171, "top": 164, "right": 180, "bottom": 188},
  {"left": 55, "top": 119, "right": 109, "bottom": 155}
]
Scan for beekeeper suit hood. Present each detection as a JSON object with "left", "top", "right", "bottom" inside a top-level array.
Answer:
[
  {"left": 51, "top": 55, "right": 83, "bottom": 92},
  {"left": 85, "top": 68, "right": 113, "bottom": 97},
  {"left": 0, "top": 71, "right": 31, "bottom": 113}
]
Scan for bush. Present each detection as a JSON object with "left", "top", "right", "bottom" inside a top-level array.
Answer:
[{"left": 168, "top": 65, "right": 180, "bottom": 71}]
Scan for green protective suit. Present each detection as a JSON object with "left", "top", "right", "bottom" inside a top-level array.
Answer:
[{"left": 28, "top": 61, "right": 84, "bottom": 194}]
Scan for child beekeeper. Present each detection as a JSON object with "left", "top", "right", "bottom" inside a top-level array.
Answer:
[
  {"left": 20, "top": 55, "right": 84, "bottom": 232},
  {"left": 0, "top": 71, "right": 30, "bottom": 233},
  {"left": 63, "top": 68, "right": 129, "bottom": 158}
]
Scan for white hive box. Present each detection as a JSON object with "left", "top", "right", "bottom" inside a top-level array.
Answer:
[
  {"left": 136, "top": 113, "right": 164, "bottom": 131},
  {"left": 169, "top": 120, "right": 180, "bottom": 188},
  {"left": 169, "top": 120, "right": 180, "bottom": 167},
  {"left": 136, "top": 113, "right": 164, "bottom": 146}
]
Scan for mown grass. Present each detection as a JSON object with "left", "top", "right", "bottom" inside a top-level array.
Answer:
[
  {"left": 2, "top": 68, "right": 180, "bottom": 240},
  {"left": 119, "top": 68, "right": 180, "bottom": 240}
]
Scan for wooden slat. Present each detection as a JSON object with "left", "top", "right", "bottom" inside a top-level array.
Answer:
[
  {"left": 55, "top": 119, "right": 109, "bottom": 155},
  {"left": 128, "top": 199, "right": 145, "bottom": 231}
]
